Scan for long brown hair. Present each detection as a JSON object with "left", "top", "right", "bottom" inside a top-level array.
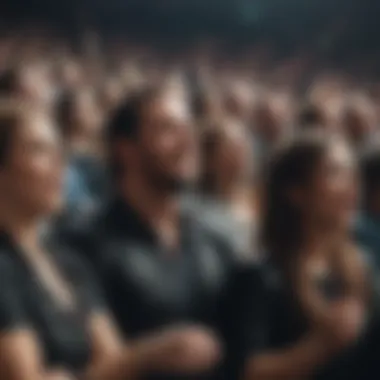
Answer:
[
  {"left": 262, "top": 131, "right": 368, "bottom": 322},
  {"left": 261, "top": 131, "right": 333, "bottom": 265}
]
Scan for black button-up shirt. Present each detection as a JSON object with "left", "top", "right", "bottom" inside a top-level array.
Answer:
[{"left": 70, "top": 197, "right": 243, "bottom": 379}]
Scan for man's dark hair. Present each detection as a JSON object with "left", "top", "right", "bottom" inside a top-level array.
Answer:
[
  {"left": 360, "top": 148, "right": 380, "bottom": 211},
  {"left": 105, "top": 86, "right": 163, "bottom": 179},
  {"left": 106, "top": 86, "right": 163, "bottom": 143}
]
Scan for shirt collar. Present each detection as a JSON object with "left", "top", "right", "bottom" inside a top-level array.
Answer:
[{"left": 103, "top": 196, "right": 198, "bottom": 248}]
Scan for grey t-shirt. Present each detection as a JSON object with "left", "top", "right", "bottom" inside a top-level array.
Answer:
[{"left": 185, "top": 195, "right": 256, "bottom": 260}]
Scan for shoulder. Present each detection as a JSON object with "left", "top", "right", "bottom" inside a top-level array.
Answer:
[
  {"left": 52, "top": 246, "right": 103, "bottom": 295},
  {"left": 0, "top": 252, "right": 17, "bottom": 278},
  {"left": 192, "top": 211, "right": 240, "bottom": 263},
  {"left": 184, "top": 197, "right": 255, "bottom": 266},
  {"left": 52, "top": 245, "right": 92, "bottom": 275},
  {"left": 0, "top": 253, "right": 29, "bottom": 330},
  {"left": 0, "top": 239, "right": 20, "bottom": 276},
  {"left": 0, "top": 250, "right": 25, "bottom": 306},
  {"left": 52, "top": 206, "right": 103, "bottom": 257},
  {"left": 54, "top": 206, "right": 131, "bottom": 279},
  {"left": 185, "top": 195, "right": 235, "bottom": 234},
  {"left": 44, "top": 244, "right": 106, "bottom": 313}
]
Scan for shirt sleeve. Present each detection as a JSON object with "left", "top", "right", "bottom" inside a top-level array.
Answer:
[
  {"left": 58, "top": 250, "right": 107, "bottom": 315},
  {"left": 0, "top": 257, "right": 30, "bottom": 331}
]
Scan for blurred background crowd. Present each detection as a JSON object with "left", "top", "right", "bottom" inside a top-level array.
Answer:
[{"left": 1, "top": 1, "right": 380, "bottom": 380}]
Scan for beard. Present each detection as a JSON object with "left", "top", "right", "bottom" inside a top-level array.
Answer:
[
  {"left": 151, "top": 170, "right": 193, "bottom": 194},
  {"left": 140, "top": 159, "right": 194, "bottom": 196}
]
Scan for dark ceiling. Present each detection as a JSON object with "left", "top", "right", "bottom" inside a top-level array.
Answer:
[{"left": 1, "top": 0, "right": 379, "bottom": 59}]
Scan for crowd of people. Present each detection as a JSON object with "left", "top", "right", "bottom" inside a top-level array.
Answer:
[{"left": 0, "top": 30, "right": 380, "bottom": 380}]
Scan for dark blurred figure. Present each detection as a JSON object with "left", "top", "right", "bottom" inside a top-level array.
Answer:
[
  {"left": 200, "top": 118, "right": 257, "bottom": 257},
  {"left": 355, "top": 148, "right": 380, "bottom": 268},
  {"left": 298, "top": 101, "right": 330, "bottom": 130},
  {"left": 69, "top": 86, "right": 246, "bottom": 380},
  {"left": 57, "top": 88, "right": 106, "bottom": 220},
  {"left": 224, "top": 131, "right": 380, "bottom": 380}
]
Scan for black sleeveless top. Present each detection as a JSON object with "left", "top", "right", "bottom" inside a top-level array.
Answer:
[
  {"left": 0, "top": 231, "right": 105, "bottom": 374},
  {"left": 222, "top": 257, "right": 380, "bottom": 380}
]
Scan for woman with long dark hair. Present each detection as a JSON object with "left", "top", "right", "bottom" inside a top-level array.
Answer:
[{"left": 225, "top": 130, "right": 380, "bottom": 380}]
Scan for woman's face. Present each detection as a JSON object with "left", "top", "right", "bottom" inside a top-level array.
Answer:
[
  {"left": 0, "top": 111, "right": 64, "bottom": 216},
  {"left": 300, "top": 141, "right": 358, "bottom": 231}
]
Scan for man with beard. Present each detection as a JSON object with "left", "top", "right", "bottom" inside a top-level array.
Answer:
[{"left": 70, "top": 85, "right": 246, "bottom": 380}]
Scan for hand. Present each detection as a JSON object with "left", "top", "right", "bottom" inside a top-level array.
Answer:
[
  {"left": 46, "top": 369, "right": 76, "bottom": 380},
  {"left": 133, "top": 325, "right": 223, "bottom": 374}
]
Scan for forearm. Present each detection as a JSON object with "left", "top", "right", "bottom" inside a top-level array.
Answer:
[
  {"left": 83, "top": 325, "right": 221, "bottom": 379},
  {"left": 82, "top": 346, "right": 136, "bottom": 380},
  {"left": 82, "top": 334, "right": 176, "bottom": 380},
  {"left": 44, "top": 369, "right": 76, "bottom": 380},
  {"left": 0, "top": 366, "right": 75, "bottom": 380},
  {"left": 122, "top": 329, "right": 221, "bottom": 375},
  {"left": 243, "top": 333, "right": 331, "bottom": 380}
]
